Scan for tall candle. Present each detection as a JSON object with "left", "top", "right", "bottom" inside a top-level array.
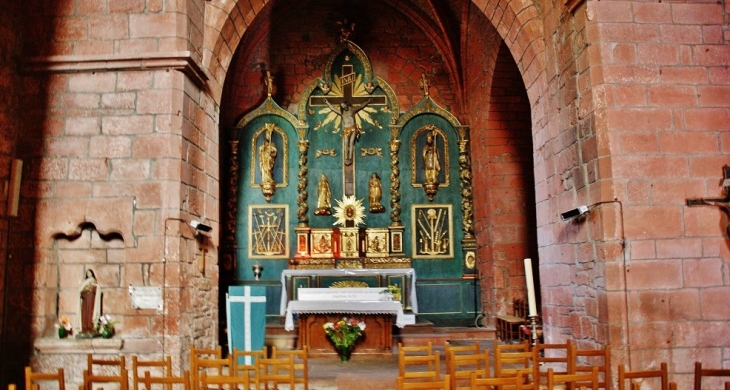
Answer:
[{"left": 524, "top": 258, "right": 538, "bottom": 317}]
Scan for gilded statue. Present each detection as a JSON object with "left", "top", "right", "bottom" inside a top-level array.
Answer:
[
  {"left": 259, "top": 125, "right": 277, "bottom": 185},
  {"left": 315, "top": 173, "right": 332, "bottom": 216},
  {"left": 369, "top": 172, "right": 385, "bottom": 213},
  {"left": 423, "top": 130, "right": 440, "bottom": 184}
]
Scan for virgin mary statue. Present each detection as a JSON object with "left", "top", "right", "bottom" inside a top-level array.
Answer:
[{"left": 76, "top": 269, "right": 101, "bottom": 335}]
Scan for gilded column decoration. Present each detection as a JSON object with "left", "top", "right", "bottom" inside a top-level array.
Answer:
[
  {"left": 297, "top": 139, "right": 310, "bottom": 226},
  {"left": 224, "top": 139, "right": 240, "bottom": 271},
  {"left": 458, "top": 135, "right": 474, "bottom": 239},
  {"left": 389, "top": 129, "right": 402, "bottom": 227}
]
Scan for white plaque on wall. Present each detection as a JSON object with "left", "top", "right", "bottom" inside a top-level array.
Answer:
[{"left": 128, "top": 286, "right": 163, "bottom": 310}]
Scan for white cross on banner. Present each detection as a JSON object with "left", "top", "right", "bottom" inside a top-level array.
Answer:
[{"left": 227, "top": 286, "right": 267, "bottom": 365}]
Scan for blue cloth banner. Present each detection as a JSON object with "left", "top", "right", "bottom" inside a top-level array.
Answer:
[{"left": 227, "top": 286, "right": 267, "bottom": 364}]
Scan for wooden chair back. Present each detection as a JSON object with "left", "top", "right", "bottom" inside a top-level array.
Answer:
[
  {"left": 493, "top": 340, "right": 538, "bottom": 387},
  {"left": 140, "top": 371, "right": 191, "bottom": 390},
  {"left": 271, "top": 346, "right": 308, "bottom": 390},
  {"left": 25, "top": 367, "right": 65, "bottom": 390},
  {"left": 399, "top": 350, "right": 442, "bottom": 383},
  {"left": 87, "top": 354, "right": 127, "bottom": 375},
  {"left": 199, "top": 371, "right": 249, "bottom": 390},
  {"left": 397, "top": 374, "right": 451, "bottom": 390},
  {"left": 82, "top": 368, "right": 129, "bottom": 390},
  {"left": 193, "top": 356, "right": 233, "bottom": 390},
  {"left": 231, "top": 347, "right": 267, "bottom": 385},
  {"left": 694, "top": 362, "right": 730, "bottom": 390},
  {"left": 536, "top": 339, "right": 572, "bottom": 385},
  {"left": 444, "top": 341, "right": 481, "bottom": 371},
  {"left": 618, "top": 362, "right": 668, "bottom": 390},
  {"left": 399, "top": 342, "right": 435, "bottom": 356},
  {"left": 82, "top": 355, "right": 128, "bottom": 390},
  {"left": 547, "top": 367, "right": 599, "bottom": 390},
  {"left": 257, "top": 355, "right": 295, "bottom": 390},
  {"left": 470, "top": 370, "right": 526, "bottom": 390},
  {"left": 569, "top": 343, "right": 610, "bottom": 389},
  {"left": 448, "top": 351, "right": 489, "bottom": 390},
  {"left": 132, "top": 356, "right": 173, "bottom": 390}
]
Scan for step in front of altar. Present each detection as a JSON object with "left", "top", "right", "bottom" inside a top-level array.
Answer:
[{"left": 264, "top": 319, "right": 496, "bottom": 352}]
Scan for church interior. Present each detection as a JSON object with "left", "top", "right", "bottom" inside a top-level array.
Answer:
[{"left": 0, "top": 0, "right": 729, "bottom": 389}]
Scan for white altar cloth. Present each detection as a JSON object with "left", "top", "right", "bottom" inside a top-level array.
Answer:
[
  {"left": 279, "top": 268, "right": 418, "bottom": 315},
  {"left": 284, "top": 300, "right": 406, "bottom": 331}
]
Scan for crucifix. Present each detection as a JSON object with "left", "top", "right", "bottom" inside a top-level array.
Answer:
[
  {"left": 309, "top": 62, "right": 387, "bottom": 197},
  {"left": 686, "top": 165, "right": 730, "bottom": 237}
]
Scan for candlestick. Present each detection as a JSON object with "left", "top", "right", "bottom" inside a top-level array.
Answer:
[{"left": 524, "top": 258, "right": 537, "bottom": 317}]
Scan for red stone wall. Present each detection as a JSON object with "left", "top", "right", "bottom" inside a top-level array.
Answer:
[
  {"left": 0, "top": 2, "right": 23, "bottom": 385},
  {"left": 583, "top": 1, "right": 730, "bottom": 386},
  {"left": 0, "top": 0, "right": 221, "bottom": 385},
  {"left": 472, "top": 41, "right": 537, "bottom": 322}
]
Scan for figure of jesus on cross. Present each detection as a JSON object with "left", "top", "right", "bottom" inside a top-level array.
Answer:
[{"left": 324, "top": 98, "right": 372, "bottom": 165}]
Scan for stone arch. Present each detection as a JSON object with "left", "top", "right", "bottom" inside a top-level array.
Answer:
[{"left": 202, "top": 0, "right": 548, "bottom": 114}]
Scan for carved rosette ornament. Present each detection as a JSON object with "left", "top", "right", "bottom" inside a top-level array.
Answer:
[
  {"left": 389, "top": 135, "right": 402, "bottom": 227},
  {"left": 458, "top": 137, "right": 475, "bottom": 239},
  {"left": 297, "top": 139, "right": 309, "bottom": 226}
]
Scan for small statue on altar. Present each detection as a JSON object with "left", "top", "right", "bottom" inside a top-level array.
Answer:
[
  {"left": 368, "top": 173, "right": 385, "bottom": 213},
  {"left": 315, "top": 173, "right": 332, "bottom": 215},
  {"left": 76, "top": 269, "right": 101, "bottom": 337}
]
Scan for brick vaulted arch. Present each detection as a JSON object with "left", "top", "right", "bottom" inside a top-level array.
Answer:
[{"left": 202, "top": 0, "right": 548, "bottom": 119}]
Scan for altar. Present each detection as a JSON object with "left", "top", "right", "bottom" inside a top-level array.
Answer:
[
  {"left": 279, "top": 268, "right": 418, "bottom": 315},
  {"left": 284, "top": 289, "right": 406, "bottom": 356}
]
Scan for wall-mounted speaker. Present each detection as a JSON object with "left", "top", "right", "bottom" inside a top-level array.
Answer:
[{"left": 7, "top": 159, "right": 22, "bottom": 217}]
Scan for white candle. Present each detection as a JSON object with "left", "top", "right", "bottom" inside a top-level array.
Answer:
[{"left": 524, "top": 258, "right": 538, "bottom": 317}]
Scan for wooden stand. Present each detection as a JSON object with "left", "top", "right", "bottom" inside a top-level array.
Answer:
[{"left": 297, "top": 313, "right": 393, "bottom": 357}]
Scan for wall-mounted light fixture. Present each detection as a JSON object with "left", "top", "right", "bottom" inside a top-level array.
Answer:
[
  {"left": 189, "top": 220, "right": 212, "bottom": 233},
  {"left": 560, "top": 205, "right": 589, "bottom": 221}
]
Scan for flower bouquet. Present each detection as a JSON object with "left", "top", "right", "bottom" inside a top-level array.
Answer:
[
  {"left": 54, "top": 317, "right": 72, "bottom": 339},
  {"left": 323, "top": 317, "right": 366, "bottom": 362},
  {"left": 96, "top": 314, "right": 118, "bottom": 339},
  {"left": 380, "top": 285, "right": 401, "bottom": 302}
]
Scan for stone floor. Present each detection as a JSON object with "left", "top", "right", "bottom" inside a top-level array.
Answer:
[{"left": 301, "top": 338, "right": 496, "bottom": 390}]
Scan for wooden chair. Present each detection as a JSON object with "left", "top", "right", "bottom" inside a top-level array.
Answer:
[
  {"left": 399, "top": 349, "right": 442, "bottom": 383},
  {"left": 493, "top": 340, "right": 538, "bottom": 388},
  {"left": 190, "top": 344, "right": 223, "bottom": 388},
  {"left": 397, "top": 374, "right": 451, "bottom": 390},
  {"left": 694, "top": 362, "right": 730, "bottom": 390},
  {"left": 132, "top": 356, "right": 173, "bottom": 390},
  {"left": 444, "top": 341, "right": 481, "bottom": 371},
  {"left": 618, "top": 362, "right": 668, "bottom": 390},
  {"left": 568, "top": 343, "right": 610, "bottom": 390},
  {"left": 81, "top": 355, "right": 128, "bottom": 390},
  {"left": 231, "top": 347, "right": 267, "bottom": 386},
  {"left": 257, "top": 355, "right": 295, "bottom": 390},
  {"left": 495, "top": 299, "right": 528, "bottom": 343},
  {"left": 470, "top": 371, "right": 526, "bottom": 390},
  {"left": 535, "top": 339, "right": 572, "bottom": 385},
  {"left": 193, "top": 356, "right": 234, "bottom": 390},
  {"left": 200, "top": 371, "right": 250, "bottom": 390},
  {"left": 547, "top": 367, "right": 599, "bottom": 390},
  {"left": 25, "top": 367, "right": 65, "bottom": 390},
  {"left": 271, "top": 346, "right": 308, "bottom": 390},
  {"left": 140, "top": 371, "right": 191, "bottom": 390},
  {"left": 448, "top": 350, "right": 490, "bottom": 390}
]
